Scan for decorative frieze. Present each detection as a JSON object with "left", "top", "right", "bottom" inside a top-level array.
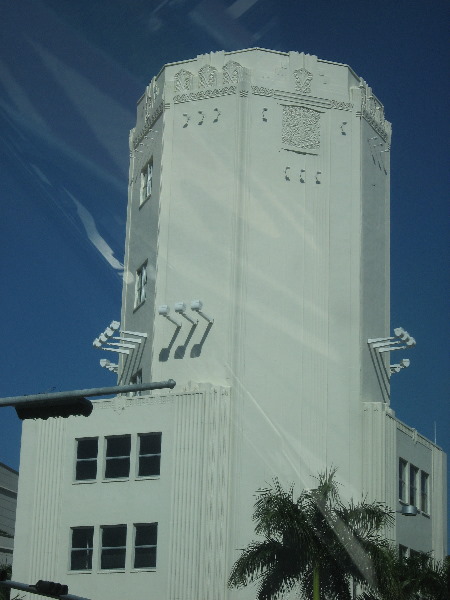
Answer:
[
  {"left": 331, "top": 100, "right": 353, "bottom": 111},
  {"left": 144, "top": 77, "right": 160, "bottom": 118},
  {"left": 174, "top": 68, "right": 194, "bottom": 92},
  {"left": 282, "top": 105, "right": 320, "bottom": 152},
  {"left": 173, "top": 86, "right": 236, "bottom": 104},
  {"left": 132, "top": 101, "right": 164, "bottom": 149},
  {"left": 223, "top": 60, "right": 244, "bottom": 84},
  {"left": 199, "top": 65, "right": 218, "bottom": 88},
  {"left": 94, "top": 393, "right": 174, "bottom": 412},
  {"left": 293, "top": 68, "right": 313, "bottom": 94},
  {"left": 252, "top": 85, "right": 274, "bottom": 97},
  {"left": 359, "top": 80, "right": 389, "bottom": 141}
]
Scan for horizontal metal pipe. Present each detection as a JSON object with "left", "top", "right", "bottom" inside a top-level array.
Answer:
[
  {"left": 0, "top": 380, "right": 176, "bottom": 407},
  {"left": 0, "top": 580, "right": 91, "bottom": 600}
]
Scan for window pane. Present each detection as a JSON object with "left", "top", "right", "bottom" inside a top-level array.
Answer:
[
  {"left": 139, "top": 433, "right": 161, "bottom": 455},
  {"left": 71, "top": 527, "right": 94, "bottom": 571},
  {"left": 102, "top": 526, "right": 126, "bottom": 547},
  {"left": 76, "top": 461, "right": 97, "bottom": 481},
  {"left": 138, "top": 455, "right": 160, "bottom": 477},
  {"left": 106, "top": 436, "right": 131, "bottom": 457},
  {"left": 135, "top": 524, "right": 157, "bottom": 546},
  {"left": 72, "top": 527, "right": 93, "bottom": 548},
  {"left": 105, "top": 457, "right": 130, "bottom": 478},
  {"left": 101, "top": 548, "right": 126, "bottom": 570},
  {"left": 71, "top": 549, "right": 93, "bottom": 570},
  {"left": 77, "top": 439, "right": 98, "bottom": 459},
  {"left": 134, "top": 547, "right": 156, "bottom": 569}
]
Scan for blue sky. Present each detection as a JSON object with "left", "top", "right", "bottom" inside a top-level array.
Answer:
[{"left": 1, "top": 0, "right": 448, "bottom": 541}]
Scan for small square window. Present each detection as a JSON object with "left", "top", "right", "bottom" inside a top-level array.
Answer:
[
  {"left": 105, "top": 436, "right": 131, "bottom": 479},
  {"left": 75, "top": 438, "right": 98, "bottom": 481},
  {"left": 134, "top": 263, "right": 147, "bottom": 308},
  {"left": 101, "top": 525, "right": 127, "bottom": 570},
  {"left": 134, "top": 523, "right": 157, "bottom": 569},
  {"left": 420, "top": 471, "right": 429, "bottom": 513},
  {"left": 71, "top": 527, "right": 94, "bottom": 570},
  {"left": 138, "top": 433, "right": 161, "bottom": 477},
  {"left": 140, "top": 159, "right": 153, "bottom": 204}
]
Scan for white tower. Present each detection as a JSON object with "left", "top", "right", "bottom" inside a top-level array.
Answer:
[{"left": 12, "top": 49, "right": 446, "bottom": 600}]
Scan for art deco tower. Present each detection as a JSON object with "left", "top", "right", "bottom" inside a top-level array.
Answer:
[{"left": 12, "top": 49, "right": 446, "bottom": 600}]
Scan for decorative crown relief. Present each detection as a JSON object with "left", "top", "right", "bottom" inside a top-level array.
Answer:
[
  {"left": 223, "top": 60, "right": 244, "bottom": 84},
  {"left": 293, "top": 68, "right": 313, "bottom": 94},
  {"left": 282, "top": 106, "right": 320, "bottom": 152},
  {"left": 174, "top": 69, "right": 194, "bottom": 92},
  {"left": 359, "top": 80, "right": 388, "bottom": 141},
  {"left": 199, "top": 65, "right": 218, "bottom": 88},
  {"left": 144, "top": 78, "right": 160, "bottom": 122}
]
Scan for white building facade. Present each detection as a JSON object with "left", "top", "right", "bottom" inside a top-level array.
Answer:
[{"left": 13, "top": 49, "right": 446, "bottom": 600}]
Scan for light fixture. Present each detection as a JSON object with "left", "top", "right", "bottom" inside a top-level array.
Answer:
[
  {"left": 390, "top": 358, "right": 411, "bottom": 374},
  {"left": 191, "top": 300, "right": 214, "bottom": 323},
  {"left": 174, "top": 302, "right": 197, "bottom": 325},
  {"left": 158, "top": 305, "right": 181, "bottom": 327},
  {"left": 368, "top": 327, "right": 416, "bottom": 354},
  {"left": 100, "top": 359, "right": 118, "bottom": 373},
  {"left": 397, "top": 505, "right": 418, "bottom": 516}
]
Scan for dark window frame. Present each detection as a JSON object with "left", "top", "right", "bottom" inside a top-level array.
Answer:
[
  {"left": 70, "top": 527, "right": 94, "bottom": 571},
  {"left": 100, "top": 525, "right": 127, "bottom": 570},
  {"left": 75, "top": 438, "right": 98, "bottom": 482}
]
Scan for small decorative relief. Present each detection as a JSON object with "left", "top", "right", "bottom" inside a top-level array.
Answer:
[
  {"left": 282, "top": 105, "right": 320, "bottom": 152},
  {"left": 173, "top": 86, "right": 236, "bottom": 104},
  {"left": 331, "top": 100, "right": 353, "bottom": 111},
  {"left": 252, "top": 85, "right": 274, "bottom": 97},
  {"left": 199, "top": 65, "right": 218, "bottom": 88},
  {"left": 359, "top": 80, "right": 388, "bottom": 141},
  {"left": 174, "top": 69, "right": 194, "bottom": 92},
  {"left": 293, "top": 68, "right": 313, "bottom": 94},
  {"left": 144, "top": 78, "right": 160, "bottom": 120},
  {"left": 223, "top": 60, "right": 243, "bottom": 84}
]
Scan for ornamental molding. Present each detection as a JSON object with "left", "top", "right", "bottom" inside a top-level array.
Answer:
[
  {"left": 330, "top": 100, "right": 354, "bottom": 111},
  {"left": 199, "top": 65, "right": 218, "bottom": 88},
  {"left": 223, "top": 60, "right": 244, "bottom": 84},
  {"left": 94, "top": 393, "right": 174, "bottom": 412},
  {"left": 251, "top": 85, "right": 274, "bottom": 97},
  {"left": 293, "top": 68, "right": 313, "bottom": 94},
  {"left": 144, "top": 77, "right": 160, "bottom": 117},
  {"left": 173, "top": 86, "right": 236, "bottom": 104},
  {"left": 359, "top": 81, "right": 389, "bottom": 141},
  {"left": 132, "top": 101, "right": 164, "bottom": 149},
  {"left": 282, "top": 105, "right": 320, "bottom": 152},
  {"left": 174, "top": 68, "right": 194, "bottom": 92}
]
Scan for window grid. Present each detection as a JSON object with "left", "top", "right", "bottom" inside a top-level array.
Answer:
[
  {"left": 409, "top": 465, "right": 419, "bottom": 507},
  {"left": 140, "top": 160, "right": 153, "bottom": 204},
  {"left": 75, "top": 438, "right": 98, "bottom": 481},
  {"left": 134, "top": 263, "right": 147, "bottom": 308},
  {"left": 138, "top": 433, "right": 161, "bottom": 478},
  {"left": 70, "top": 527, "right": 94, "bottom": 571},
  {"left": 420, "top": 471, "right": 429, "bottom": 513},
  {"left": 398, "top": 458, "right": 407, "bottom": 502},
  {"left": 134, "top": 523, "right": 157, "bottom": 569},
  {"left": 100, "top": 525, "right": 127, "bottom": 570},
  {"left": 105, "top": 435, "right": 131, "bottom": 479}
]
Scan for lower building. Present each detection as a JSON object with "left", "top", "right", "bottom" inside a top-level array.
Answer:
[{"left": 0, "top": 462, "right": 18, "bottom": 566}]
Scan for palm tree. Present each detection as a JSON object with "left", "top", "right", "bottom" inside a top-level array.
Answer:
[
  {"left": 228, "top": 469, "right": 394, "bottom": 600},
  {"left": 358, "top": 549, "right": 450, "bottom": 600}
]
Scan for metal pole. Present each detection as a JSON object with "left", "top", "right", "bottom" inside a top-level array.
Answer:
[
  {"left": 0, "top": 380, "right": 176, "bottom": 408},
  {"left": 0, "top": 580, "right": 91, "bottom": 600}
]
